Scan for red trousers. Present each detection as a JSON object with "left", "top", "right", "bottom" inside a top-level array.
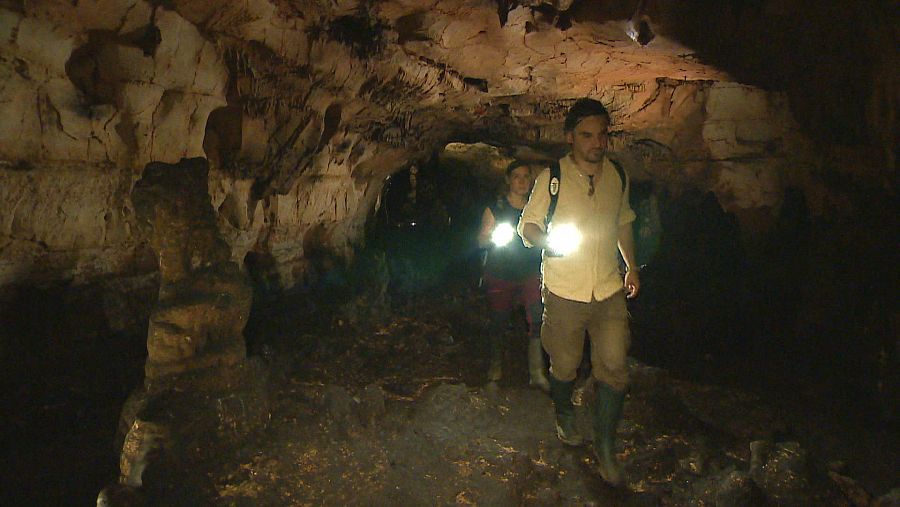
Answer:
[{"left": 484, "top": 274, "right": 542, "bottom": 330}]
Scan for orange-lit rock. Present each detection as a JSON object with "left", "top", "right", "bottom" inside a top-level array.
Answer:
[{"left": 0, "top": 0, "right": 894, "bottom": 289}]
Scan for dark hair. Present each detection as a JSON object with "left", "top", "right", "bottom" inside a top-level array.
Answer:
[
  {"left": 564, "top": 98, "right": 610, "bottom": 132},
  {"left": 505, "top": 160, "right": 529, "bottom": 177}
]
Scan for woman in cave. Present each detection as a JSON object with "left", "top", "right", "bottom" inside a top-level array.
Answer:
[{"left": 477, "top": 161, "right": 549, "bottom": 391}]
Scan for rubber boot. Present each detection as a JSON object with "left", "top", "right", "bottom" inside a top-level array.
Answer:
[
  {"left": 548, "top": 375, "right": 583, "bottom": 445},
  {"left": 487, "top": 313, "right": 506, "bottom": 382},
  {"left": 527, "top": 339, "right": 550, "bottom": 392},
  {"left": 592, "top": 382, "right": 626, "bottom": 486},
  {"left": 487, "top": 354, "right": 502, "bottom": 382}
]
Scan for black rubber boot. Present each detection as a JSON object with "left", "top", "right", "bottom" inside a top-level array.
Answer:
[
  {"left": 592, "top": 382, "right": 626, "bottom": 486},
  {"left": 549, "top": 375, "right": 583, "bottom": 445}
]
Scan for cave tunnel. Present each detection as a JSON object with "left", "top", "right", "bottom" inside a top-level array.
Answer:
[{"left": 1, "top": 1, "right": 898, "bottom": 506}]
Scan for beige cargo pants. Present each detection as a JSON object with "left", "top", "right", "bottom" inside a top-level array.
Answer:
[{"left": 541, "top": 288, "right": 631, "bottom": 391}]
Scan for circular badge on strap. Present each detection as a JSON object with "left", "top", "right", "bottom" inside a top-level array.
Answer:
[{"left": 549, "top": 177, "right": 560, "bottom": 196}]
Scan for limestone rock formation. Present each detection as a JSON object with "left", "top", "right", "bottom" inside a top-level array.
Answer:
[
  {"left": 131, "top": 157, "right": 250, "bottom": 380},
  {"left": 115, "top": 157, "right": 268, "bottom": 497},
  {"left": 1, "top": 0, "right": 894, "bottom": 293}
]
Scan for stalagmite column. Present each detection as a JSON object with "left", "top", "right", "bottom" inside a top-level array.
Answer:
[
  {"left": 131, "top": 157, "right": 251, "bottom": 380},
  {"left": 106, "top": 158, "right": 268, "bottom": 501}
]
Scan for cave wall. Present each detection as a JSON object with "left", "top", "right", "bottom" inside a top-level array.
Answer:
[
  {"left": 0, "top": 0, "right": 895, "bottom": 297},
  {"left": 0, "top": 2, "right": 413, "bottom": 292}
]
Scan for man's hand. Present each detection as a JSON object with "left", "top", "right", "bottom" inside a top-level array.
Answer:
[
  {"left": 545, "top": 223, "right": 581, "bottom": 256},
  {"left": 624, "top": 269, "right": 640, "bottom": 298},
  {"left": 521, "top": 222, "right": 547, "bottom": 249}
]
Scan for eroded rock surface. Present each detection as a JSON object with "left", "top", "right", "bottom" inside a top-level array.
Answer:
[
  {"left": 1, "top": 0, "right": 895, "bottom": 292},
  {"left": 131, "top": 157, "right": 250, "bottom": 379},
  {"left": 112, "top": 157, "right": 268, "bottom": 499}
]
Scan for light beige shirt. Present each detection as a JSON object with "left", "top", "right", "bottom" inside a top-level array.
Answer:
[{"left": 518, "top": 154, "right": 636, "bottom": 303}]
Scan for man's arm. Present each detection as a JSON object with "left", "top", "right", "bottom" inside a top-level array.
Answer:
[
  {"left": 616, "top": 168, "right": 640, "bottom": 298},
  {"left": 617, "top": 223, "right": 640, "bottom": 298},
  {"left": 517, "top": 167, "right": 551, "bottom": 248},
  {"left": 522, "top": 222, "right": 547, "bottom": 249}
]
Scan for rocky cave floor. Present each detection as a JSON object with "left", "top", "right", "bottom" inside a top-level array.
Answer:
[
  {"left": 195, "top": 281, "right": 899, "bottom": 506},
  {"left": 6, "top": 280, "right": 899, "bottom": 506}
]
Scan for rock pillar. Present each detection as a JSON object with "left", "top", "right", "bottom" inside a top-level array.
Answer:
[
  {"left": 104, "top": 158, "right": 268, "bottom": 503},
  {"left": 131, "top": 157, "right": 251, "bottom": 381}
]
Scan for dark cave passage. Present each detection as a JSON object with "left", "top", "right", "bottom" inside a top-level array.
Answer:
[
  {"left": 353, "top": 144, "right": 899, "bottom": 433},
  {"left": 245, "top": 142, "right": 898, "bottom": 500},
  {"left": 1, "top": 283, "right": 149, "bottom": 506}
]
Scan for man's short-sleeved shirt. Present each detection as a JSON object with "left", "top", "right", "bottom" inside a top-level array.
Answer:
[{"left": 517, "top": 154, "right": 636, "bottom": 303}]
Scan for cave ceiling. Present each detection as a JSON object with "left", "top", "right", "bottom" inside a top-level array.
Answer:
[
  {"left": 189, "top": 0, "right": 733, "bottom": 155},
  {"left": 14, "top": 0, "right": 747, "bottom": 178},
  {"left": 5, "top": 0, "right": 895, "bottom": 186}
]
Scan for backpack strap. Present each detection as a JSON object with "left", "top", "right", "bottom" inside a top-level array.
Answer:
[
  {"left": 544, "top": 160, "right": 561, "bottom": 227},
  {"left": 544, "top": 157, "right": 626, "bottom": 227},
  {"left": 609, "top": 157, "right": 626, "bottom": 194}
]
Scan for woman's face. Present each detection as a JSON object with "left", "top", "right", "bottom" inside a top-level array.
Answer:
[{"left": 508, "top": 166, "right": 534, "bottom": 197}]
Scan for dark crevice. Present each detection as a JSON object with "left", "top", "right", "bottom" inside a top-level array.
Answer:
[
  {"left": 123, "top": 24, "right": 162, "bottom": 57},
  {"left": 396, "top": 11, "right": 430, "bottom": 44},
  {"left": 463, "top": 77, "right": 489, "bottom": 93},
  {"left": 203, "top": 105, "right": 243, "bottom": 174},
  {"left": 318, "top": 103, "right": 343, "bottom": 149},
  {"left": 328, "top": 12, "right": 386, "bottom": 59},
  {"left": 65, "top": 27, "right": 161, "bottom": 107}
]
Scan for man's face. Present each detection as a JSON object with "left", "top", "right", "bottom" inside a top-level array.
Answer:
[
  {"left": 508, "top": 166, "right": 533, "bottom": 196},
  {"left": 567, "top": 115, "right": 609, "bottom": 164}
]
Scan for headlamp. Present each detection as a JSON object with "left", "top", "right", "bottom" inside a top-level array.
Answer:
[
  {"left": 491, "top": 223, "right": 516, "bottom": 247},
  {"left": 546, "top": 223, "right": 581, "bottom": 256}
]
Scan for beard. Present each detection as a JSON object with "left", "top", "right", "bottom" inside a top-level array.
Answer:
[{"left": 582, "top": 149, "right": 605, "bottom": 163}]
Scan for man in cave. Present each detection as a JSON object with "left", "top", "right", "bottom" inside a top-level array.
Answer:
[
  {"left": 518, "top": 98, "right": 640, "bottom": 487},
  {"left": 477, "top": 161, "right": 550, "bottom": 392}
]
